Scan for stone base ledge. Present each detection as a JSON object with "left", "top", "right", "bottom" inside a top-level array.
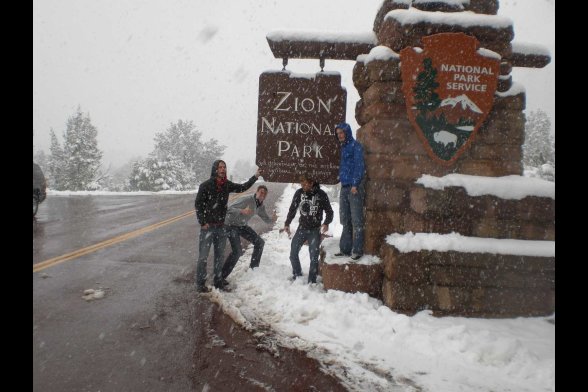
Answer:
[
  {"left": 319, "top": 239, "right": 383, "bottom": 299},
  {"left": 381, "top": 243, "right": 555, "bottom": 317},
  {"left": 321, "top": 262, "right": 383, "bottom": 299}
]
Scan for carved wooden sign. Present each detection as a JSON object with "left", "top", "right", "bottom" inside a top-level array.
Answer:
[
  {"left": 400, "top": 33, "right": 500, "bottom": 165},
  {"left": 256, "top": 71, "right": 346, "bottom": 184}
]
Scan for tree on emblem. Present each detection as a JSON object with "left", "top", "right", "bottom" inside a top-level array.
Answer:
[{"left": 413, "top": 58, "right": 441, "bottom": 113}]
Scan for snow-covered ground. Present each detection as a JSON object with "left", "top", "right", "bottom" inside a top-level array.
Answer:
[{"left": 208, "top": 183, "right": 555, "bottom": 392}]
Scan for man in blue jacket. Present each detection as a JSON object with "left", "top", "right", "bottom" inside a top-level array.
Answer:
[{"left": 334, "top": 123, "right": 366, "bottom": 260}]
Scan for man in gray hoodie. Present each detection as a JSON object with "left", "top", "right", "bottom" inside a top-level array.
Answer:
[{"left": 221, "top": 185, "right": 277, "bottom": 281}]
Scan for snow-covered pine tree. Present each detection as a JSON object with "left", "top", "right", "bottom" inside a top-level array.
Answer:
[
  {"left": 128, "top": 155, "right": 192, "bottom": 191},
  {"left": 61, "top": 108, "right": 104, "bottom": 190},
  {"left": 522, "top": 109, "right": 555, "bottom": 181},
  {"left": 151, "top": 120, "right": 226, "bottom": 187},
  {"left": 48, "top": 129, "right": 67, "bottom": 190}
]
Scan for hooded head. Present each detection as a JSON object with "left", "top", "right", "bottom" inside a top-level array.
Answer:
[
  {"left": 210, "top": 160, "right": 227, "bottom": 179},
  {"left": 335, "top": 122, "right": 353, "bottom": 145},
  {"left": 299, "top": 173, "right": 319, "bottom": 193}
]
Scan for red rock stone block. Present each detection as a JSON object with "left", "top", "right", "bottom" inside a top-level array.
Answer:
[
  {"left": 468, "top": 0, "right": 499, "bottom": 15},
  {"left": 372, "top": 0, "right": 410, "bottom": 35},
  {"left": 428, "top": 265, "right": 555, "bottom": 289},
  {"left": 378, "top": 18, "right": 513, "bottom": 57},
  {"left": 366, "top": 59, "right": 402, "bottom": 83},
  {"left": 382, "top": 279, "right": 433, "bottom": 312},
  {"left": 357, "top": 118, "right": 433, "bottom": 157},
  {"left": 365, "top": 180, "right": 408, "bottom": 210},
  {"left": 382, "top": 248, "right": 429, "bottom": 284},
  {"left": 499, "top": 60, "right": 513, "bottom": 75},
  {"left": 518, "top": 197, "right": 555, "bottom": 222},
  {"left": 352, "top": 62, "right": 370, "bottom": 93},
  {"left": 321, "top": 262, "right": 383, "bottom": 299},
  {"left": 493, "top": 91, "right": 526, "bottom": 110},
  {"left": 362, "top": 81, "right": 405, "bottom": 106},
  {"left": 469, "top": 144, "right": 521, "bottom": 161},
  {"left": 497, "top": 75, "right": 513, "bottom": 92},
  {"left": 356, "top": 102, "right": 409, "bottom": 127},
  {"left": 519, "top": 223, "right": 554, "bottom": 241},
  {"left": 477, "top": 110, "right": 526, "bottom": 145}
]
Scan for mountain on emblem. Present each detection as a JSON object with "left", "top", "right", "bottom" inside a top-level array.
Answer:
[{"left": 400, "top": 33, "right": 500, "bottom": 165}]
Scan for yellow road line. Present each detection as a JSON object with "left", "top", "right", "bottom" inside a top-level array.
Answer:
[
  {"left": 33, "top": 210, "right": 195, "bottom": 273},
  {"left": 33, "top": 190, "right": 256, "bottom": 273}
]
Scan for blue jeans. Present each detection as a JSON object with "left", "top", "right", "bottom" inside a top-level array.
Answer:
[
  {"left": 222, "top": 225, "right": 265, "bottom": 279},
  {"left": 196, "top": 226, "right": 227, "bottom": 288},
  {"left": 289, "top": 227, "right": 321, "bottom": 283},
  {"left": 339, "top": 182, "right": 365, "bottom": 256}
]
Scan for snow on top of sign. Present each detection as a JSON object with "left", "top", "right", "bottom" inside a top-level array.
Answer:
[
  {"left": 416, "top": 174, "right": 555, "bottom": 200},
  {"left": 495, "top": 81, "right": 526, "bottom": 97},
  {"left": 267, "top": 30, "right": 377, "bottom": 44},
  {"left": 262, "top": 70, "right": 341, "bottom": 79},
  {"left": 386, "top": 232, "right": 555, "bottom": 257},
  {"left": 386, "top": 8, "right": 513, "bottom": 29},
  {"left": 477, "top": 47, "right": 501, "bottom": 60},
  {"left": 512, "top": 41, "right": 551, "bottom": 57},
  {"left": 413, "top": 0, "right": 470, "bottom": 8},
  {"left": 356, "top": 45, "right": 400, "bottom": 64}
]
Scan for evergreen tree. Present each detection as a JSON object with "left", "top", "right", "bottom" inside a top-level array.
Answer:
[
  {"left": 48, "top": 129, "right": 66, "bottom": 190},
  {"left": 128, "top": 155, "right": 192, "bottom": 191},
  {"left": 522, "top": 109, "right": 555, "bottom": 182},
  {"left": 151, "top": 120, "right": 226, "bottom": 186},
  {"left": 230, "top": 159, "right": 256, "bottom": 182},
  {"left": 413, "top": 58, "right": 441, "bottom": 113},
  {"left": 523, "top": 109, "right": 555, "bottom": 167},
  {"left": 61, "top": 108, "right": 104, "bottom": 190}
]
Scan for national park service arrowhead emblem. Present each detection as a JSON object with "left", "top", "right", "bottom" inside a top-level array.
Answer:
[{"left": 400, "top": 33, "right": 500, "bottom": 165}]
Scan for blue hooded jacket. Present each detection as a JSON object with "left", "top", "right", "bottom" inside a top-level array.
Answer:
[{"left": 336, "top": 123, "right": 365, "bottom": 187}]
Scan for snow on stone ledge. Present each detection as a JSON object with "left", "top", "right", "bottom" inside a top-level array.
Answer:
[
  {"left": 512, "top": 41, "right": 551, "bottom": 57},
  {"left": 386, "top": 8, "right": 513, "bottom": 28},
  {"left": 356, "top": 45, "right": 400, "bottom": 64},
  {"left": 477, "top": 47, "right": 501, "bottom": 60},
  {"left": 267, "top": 30, "right": 377, "bottom": 44},
  {"left": 322, "top": 237, "right": 381, "bottom": 265},
  {"left": 387, "top": 232, "right": 555, "bottom": 257},
  {"left": 416, "top": 174, "right": 555, "bottom": 200},
  {"left": 495, "top": 81, "right": 525, "bottom": 97}
]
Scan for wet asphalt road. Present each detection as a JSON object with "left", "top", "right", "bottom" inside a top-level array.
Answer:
[{"left": 33, "top": 183, "right": 347, "bottom": 392}]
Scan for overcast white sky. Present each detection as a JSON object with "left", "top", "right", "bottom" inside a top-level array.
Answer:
[{"left": 33, "top": 0, "right": 555, "bottom": 170}]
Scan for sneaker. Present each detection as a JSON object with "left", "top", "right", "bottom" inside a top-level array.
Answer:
[
  {"left": 196, "top": 286, "right": 211, "bottom": 293},
  {"left": 334, "top": 252, "right": 350, "bottom": 257},
  {"left": 288, "top": 274, "right": 303, "bottom": 282},
  {"left": 214, "top": 279, "right": 230, "bottom": 290},
  {"left": 350, "top": 254, "right": 362, "bottom": 260}
]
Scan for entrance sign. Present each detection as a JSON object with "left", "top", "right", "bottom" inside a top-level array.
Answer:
[
  {"left": 256, "top": 71, "right": 346, "bottom": 184},
  {"left": 400, "top": 33, "right": 500, "bottom": 165}
]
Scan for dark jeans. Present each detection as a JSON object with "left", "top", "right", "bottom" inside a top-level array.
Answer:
[
  {"left": 289, "top": 227, "right": 321, "bottom": 284},
  {"left": 339, "top": 182, "right": 365, "bottom": 256},
  {"left": 196, "top": 226, "right": 227, "bottom": 288},
  {"left": 222, "top": 225, "right": 265, "bottom": 279}
]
